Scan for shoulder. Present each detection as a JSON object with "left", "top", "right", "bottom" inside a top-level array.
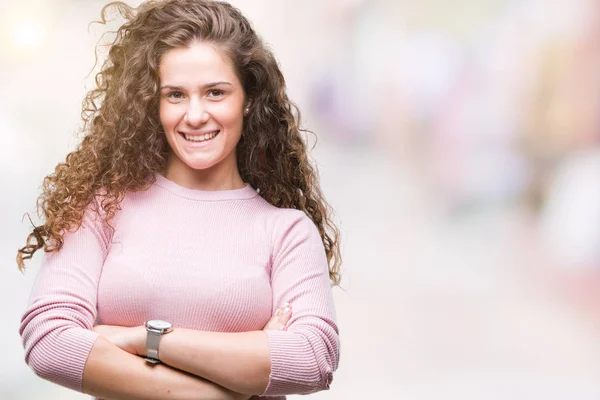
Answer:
[
  {"left": 272, "top": 208, "right": 315, "bottom": 229},
  {"left": 269, "top": 208, "right": 322, "bottom": 250},
  {"left": 247, "top": 195, "right": 320, "bottom": 239},
  {"left": 82, "top": 186, "right": 146, "bottom": 232},
  {"left": 268, "top": 208, "right": 328, "bottom": 275}
]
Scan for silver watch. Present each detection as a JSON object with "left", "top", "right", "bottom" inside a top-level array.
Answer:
[{"left": 144, "top": 319, "right": 173, "bottom": 364}]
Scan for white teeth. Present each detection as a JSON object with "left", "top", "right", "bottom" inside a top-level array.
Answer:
[{"left": 183, "top": 131, "right": 218, "bottom": 142}]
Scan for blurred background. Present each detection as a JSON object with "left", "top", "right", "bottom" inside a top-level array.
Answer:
[{"left": 2, "top": 0, "right": 600, "bottom": 398}]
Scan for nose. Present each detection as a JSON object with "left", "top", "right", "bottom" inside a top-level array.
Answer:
[{"left": 184, "top": 98, "right": 209, "bottom": 127}]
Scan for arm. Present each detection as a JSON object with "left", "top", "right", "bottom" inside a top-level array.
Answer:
[
  {"left": 19, "top": 208, "right": 249, "bottom": 400},
  {"left": 158, "top": 329, "right": 271, "bottom": 395},
  {"left": 83, "top": 335, "right": 249, "bottom": 400},
  {"left": 93, "top": 305, "right": 294, "bottom": 397},
  {"left": 259, "top": 211, "right": 340, "bottom": 396},
  {"left": 109, "top": 211, "right": 340, "bottom": 396}
]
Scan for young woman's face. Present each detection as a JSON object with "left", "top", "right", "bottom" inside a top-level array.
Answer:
[{"left": 159, "top": 41, "right": 246, "bottom": 180}]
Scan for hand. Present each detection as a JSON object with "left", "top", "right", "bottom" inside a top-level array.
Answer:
[
  {"left": 262, "top": 303, "right": 292, "bottom": 331},
  {"left": 93, "top": 325, "right": 146, "bottom": 356}
]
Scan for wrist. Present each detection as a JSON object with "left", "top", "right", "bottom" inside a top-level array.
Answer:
[
  {"left": 135, "top": 325, "right": 147, "bottom": 357},
  {"left": 143, "top": 320, "right": 174, "bottom": 363}
]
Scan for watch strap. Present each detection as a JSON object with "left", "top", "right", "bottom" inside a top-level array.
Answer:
[{"left": 145, "top": 329, "right": 162, "bottom": 363}]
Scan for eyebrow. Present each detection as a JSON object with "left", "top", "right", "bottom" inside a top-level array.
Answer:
[{"left": 159, "top": 81, "right": 233, "bottom": 91}]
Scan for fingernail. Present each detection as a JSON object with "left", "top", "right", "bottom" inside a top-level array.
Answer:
[
  {"left": 275, "top": 307, "right": 283, "bottom": 316},
  {"left": 282, "top": 305, "right": 291, "bottom": 314}
]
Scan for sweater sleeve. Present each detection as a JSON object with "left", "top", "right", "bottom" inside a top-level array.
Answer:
[
  {"left": 19, "top": 207, "right": 110, "bottom": 392},
  {"left": 261, "top": 210, "right": 340, "bottom": 396}
]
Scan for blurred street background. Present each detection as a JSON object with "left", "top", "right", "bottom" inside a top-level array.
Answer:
[{"left": 2, "top": 0, "right": 600, "bottom": 399}]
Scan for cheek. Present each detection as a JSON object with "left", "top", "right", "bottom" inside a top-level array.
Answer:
[
  {"left": 159, "top": 103, "right": 179, "bottom": 129},
  {"left": 215, "top": 105, "right": 244, "bottom": 131}
]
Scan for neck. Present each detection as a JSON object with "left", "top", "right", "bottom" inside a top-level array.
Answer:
[{"left": 164, "top": 155, "right": 245, "bottom": 191}]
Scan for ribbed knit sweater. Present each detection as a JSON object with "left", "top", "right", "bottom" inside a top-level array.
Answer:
[{"left": 20, "top": 173, "right": 340, "bottom": 399}]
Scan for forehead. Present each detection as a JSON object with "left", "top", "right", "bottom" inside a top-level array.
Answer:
[{"left": 159, "top": 41, "right": 238, "bottom": 85}]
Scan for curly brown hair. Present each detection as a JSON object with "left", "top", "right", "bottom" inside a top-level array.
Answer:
[{"left": 17, "top": 0, "right": 342, "bottom": 285}]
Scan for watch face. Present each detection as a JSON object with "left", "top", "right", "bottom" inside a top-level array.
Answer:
[{"left": 147, "top": 320, "right": 172, "bottom": 330}]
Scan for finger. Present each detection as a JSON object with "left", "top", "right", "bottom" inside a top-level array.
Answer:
[
  {"left": 263, "top": 312, "right": 283, "bottom": 330},
  {"left": 263, "top": 319, "right": 281, "bottom": 330},
  {"left": 277, "top": 303, "right": 292, "bottom": 325},
  {"left": 263, "top": 304, "right": 292, "bottom": 331},
  {"left": 263, "top": 314, "right": 282, "bottom": 330}
]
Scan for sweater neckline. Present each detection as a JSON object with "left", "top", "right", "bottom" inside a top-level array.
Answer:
[{"left": 153, "top": 173, "right": 259, "bottom": 201}]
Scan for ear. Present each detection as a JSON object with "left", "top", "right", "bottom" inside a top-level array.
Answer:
[{"left": 243, "top": 100, "right": 252, "bottom": 116}]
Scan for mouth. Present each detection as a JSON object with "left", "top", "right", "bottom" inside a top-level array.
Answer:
[{"left": 179, "top": 130, "right": 220, "bottom": 143}]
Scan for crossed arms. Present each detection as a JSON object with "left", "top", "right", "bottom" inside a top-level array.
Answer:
[
  {"left": 20, "top": 210, "right": 339, "bottom": 400},
  {"left": 83, "top": 308, "right": 291, "bottom": 400}
]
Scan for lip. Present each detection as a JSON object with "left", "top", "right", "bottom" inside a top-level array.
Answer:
[
  {"left": 178, "top": 130, "right": 220, "bottom": 147},
  {"left": 179, "top": 129, "right": 220, "bottom": 136}
]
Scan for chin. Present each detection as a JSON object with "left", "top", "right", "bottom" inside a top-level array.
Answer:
[{"left": 183, "top": 159, "right": 218, "bottom": 171}]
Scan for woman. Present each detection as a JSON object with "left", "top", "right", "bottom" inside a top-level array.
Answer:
[{"left": 17, "top": 1, "right": 341, "bottom": 399}]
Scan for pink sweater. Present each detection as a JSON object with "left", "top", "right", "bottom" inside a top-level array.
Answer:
[{"left": 20, "top": 174, "right": 339, "bottom": 399}]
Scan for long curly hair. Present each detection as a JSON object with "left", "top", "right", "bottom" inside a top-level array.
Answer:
[{"left": 17, "top": 0, "right": 342, "bottom": 285}]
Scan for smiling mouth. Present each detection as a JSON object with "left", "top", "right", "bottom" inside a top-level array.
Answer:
[{"left": 180, "top": 130, "right": 220, "bottom": 143}]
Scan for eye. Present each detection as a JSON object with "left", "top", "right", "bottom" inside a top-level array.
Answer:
[
  {"left": 207, "top": 89, "right": 225, "bottom": 99},
  {"left": 166, "top": 91, "right": 185, "bottom": 100}
]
